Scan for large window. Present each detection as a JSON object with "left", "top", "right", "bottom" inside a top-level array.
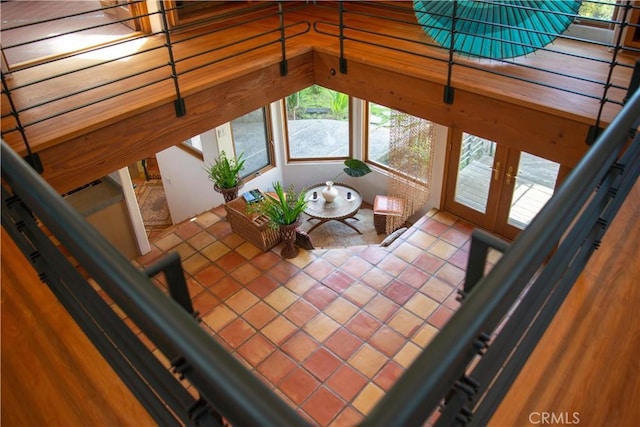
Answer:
[
  {"left": 576, "top": 0, "right": 618, "bottom": 28},
  {"left": 367, "top": 102, "right": 393, "bottom": 166},
  {"left": 366, "top": 102, "right": 435, "bottom": 184},
  {"left": 231, "top": 107, "right": 274, "bottom": 178},
  {"left": 285, "top": 85, "right": 350, "bottom": 160}
]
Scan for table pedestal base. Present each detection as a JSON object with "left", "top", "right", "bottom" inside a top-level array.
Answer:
[{"left": 306, "top": 216, "right": 361, "bottom": 234}]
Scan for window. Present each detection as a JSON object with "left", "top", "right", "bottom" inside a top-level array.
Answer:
[
  {"left": 231, "top": 107, "right": 274, "bottom": 178},
  {"left": 367, "top": 102, "right": 393, "bottom": 167},
  {"left": 285, "top": 85, "right": 350, "bottom": 160},
  {"left": 178, "top": 134, "right": 204, "bottom": 160},
  {"left": 366, "top": 102, "right": 435, "bottom": 184},
  {"left": 184, "top": 135, "right": 202, "bottom": 151},
  {"left": 576, "top": 0, "right": 618, "bottom": 29}
]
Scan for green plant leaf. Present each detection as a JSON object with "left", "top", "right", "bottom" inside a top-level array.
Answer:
[
  {"left": 343, "top": 158, "right": 372, "bottom": 177},
  {"left": 205, "top": 151, "right": 246, "bottom": 189},
  {"left": 256, "top": 182, "right": 307, "bottom": 227}
]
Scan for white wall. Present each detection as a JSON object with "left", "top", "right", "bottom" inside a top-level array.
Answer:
[
  {"left": 156, "top": 104, "right": 284, "bottom": 224},
  {"left": 156, "top": 145, "right": 219, "bottom": 224},
  {"left": 110, "top": 167, "right": 151, "bottom": 254},
  {"left": 568, "top": 24, "right": 614, "bottom": 44}
]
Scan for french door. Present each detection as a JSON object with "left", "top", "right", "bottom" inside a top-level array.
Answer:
[{"left": 444, "top": 131, "right": 563, "bottom": 240}]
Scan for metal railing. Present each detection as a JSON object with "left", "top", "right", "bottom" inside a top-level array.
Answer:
[
  {"left": 2, "top": 85, "right": 638, "bottom": 427},
  {"left": 1, "top": 2, "right": 639, "bottom": 424},
  {"left": 0, "top": 0, "right": 310, "bottom": 161},
  {"left": 1, "top": 137, "right": 309, "bottom": 426},
  {"left": 1, "top": 1, "right": 637, "bottom": 160},
  {"left": 314, "top": 1, "right": 639, "bottom": 138}
]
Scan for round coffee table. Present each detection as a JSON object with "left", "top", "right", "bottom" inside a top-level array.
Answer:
[{"left": 304, "top": 183, "right": 362, "bottom": 234}]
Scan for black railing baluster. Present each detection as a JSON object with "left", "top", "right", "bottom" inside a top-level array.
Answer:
[
  {"left": 0, "top": 72, "right": 42, "bottom": 173},
  {"left": 461, "top": 229, "right": 509, "bottom": 299},
  {"left": 590, "top": 0, "right": 634, "bottom": 145},
  {"left": 144, "top": 251, "right": 196, "bottom": 317},
  {"left": 444, "top": 0, "right": 457, "bottom": 104},
  {"left": 1, "top": 186, "right": 188, "bottom": 426},
  {"left": 278, "top": 1, "right": 288, "bottom": 76},
  {"left": 339, "top": 1, "right": 347, "bottom": 74},
  {"left": 158, "top": 0, "right": 186, "bottom": 117}
]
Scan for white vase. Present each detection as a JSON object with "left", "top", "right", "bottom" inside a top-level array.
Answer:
[{"left": 322, "top": 181, "right": 338, "bottom": 202}]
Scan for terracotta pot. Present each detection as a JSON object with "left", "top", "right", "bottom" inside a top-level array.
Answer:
[{"left": 279, "top": 221, "right": 300, "bottom": 259}]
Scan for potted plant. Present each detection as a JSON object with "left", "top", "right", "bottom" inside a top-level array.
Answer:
[
  {"left": 322, "top": 158, "right": 372, "bottom": 202},
  {"left": 251, "top": 181, "right": 307, "bottom": 258},
  {"left": 205, "top": 151, "right": 246, "bottom": 203}
]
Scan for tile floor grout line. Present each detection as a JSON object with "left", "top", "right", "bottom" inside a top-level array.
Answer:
[{"left": 130, "top": 205, "right": 476, "bottom": 426}]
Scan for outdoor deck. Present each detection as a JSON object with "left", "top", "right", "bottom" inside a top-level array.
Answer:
[{"left": 456, "top": 155, "right": 558, "bottom": 229}]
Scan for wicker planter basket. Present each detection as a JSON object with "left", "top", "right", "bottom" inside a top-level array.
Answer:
[
  {"left": 225, "top": 196, "right": 280, "bottom": 251},
  {"left": 279, "top": 221, "right": 300, "bottom": 259}
]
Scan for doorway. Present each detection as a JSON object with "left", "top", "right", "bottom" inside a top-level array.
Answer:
[{"left": 444, "top": 130, "right": 563, "bottom": 240}]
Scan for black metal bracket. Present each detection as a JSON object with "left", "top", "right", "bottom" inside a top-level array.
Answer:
[
  {"left": 586, "top": 125, "right": 604, "bottom": 146},
  {"left": 444, "top": 86, "right": 455, "bottom": 104},
  {"left": 340, "top": 57, "right": 348, "bottom": 74},
  {"left": 462, "top": 229, "right": 510, "bottom": 298},
  {"left": 23, "top": 152, "right": 44, "bottom": 174},
  {"left": 187, "top": 397, "right": 224, "bottom": 426},
  {"left": 174, "top": 98, "right": 186, "bottom": 117},
  {"left": 143, "top": 251, "right": 194, "bottom": 316}
]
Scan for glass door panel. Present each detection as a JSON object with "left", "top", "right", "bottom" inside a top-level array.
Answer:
[
  {"left": 453, "top": 134, "right": 496, "bottom": 214},
  {"left": 507, "top": 152, "right": 560, "bottom": 229},
  {"left": 445, "top": 131, "right": 563, "bottom": 241}
]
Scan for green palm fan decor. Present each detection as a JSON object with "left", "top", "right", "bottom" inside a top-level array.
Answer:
[{"left": 413, "top": 0, "right": 582, "bottom": 60}]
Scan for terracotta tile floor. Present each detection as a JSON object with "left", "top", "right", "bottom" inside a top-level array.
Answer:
[{"left": 133, "top": 206, "right": 480, "bottom": 426}]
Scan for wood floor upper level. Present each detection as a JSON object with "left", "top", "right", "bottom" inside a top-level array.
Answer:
[{"left": 1, "top": 1, "right": 638, "bottom": 193}]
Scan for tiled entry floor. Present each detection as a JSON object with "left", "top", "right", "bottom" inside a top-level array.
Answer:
[{"left": 134, "top": 207, "right": 486, "bottom": 426}]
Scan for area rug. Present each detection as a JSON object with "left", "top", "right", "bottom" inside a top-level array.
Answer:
[
  {"left": 298, "top": 208, "right": 385, "bottom": 249},
  {"left": 136, "top": 180, "right": 172, "bottom": 230}
]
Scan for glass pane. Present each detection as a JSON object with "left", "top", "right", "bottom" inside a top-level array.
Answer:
[
  {"left": 578, "top": 0, "right": 616, "bottom": 20},
  {"left": 366, "top": 102, "right": 435, "bottom": 185},
  {"left": 454, "top": 133, "right": 496, "bottom": 213},
  {"left": 232, "top": 108, "right": 270, "bottom": 177},
  {"left": 367, "top": 103, "right": 392, "bottom": 166},
  {"left": 286, "top": 85, "right": 349, "bottom": 159},
  {"left": 508, "top": 152, "right": 560, "bottom": 229},
  {"left": 184, "top": 135, "right": 202, "bottom": 152}
]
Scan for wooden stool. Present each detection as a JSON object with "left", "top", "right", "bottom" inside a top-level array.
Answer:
[{"left": 373, "top": 195, "right": 405, "bottom": 234}]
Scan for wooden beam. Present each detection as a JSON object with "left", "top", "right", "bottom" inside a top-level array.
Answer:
[{"left": 38, "top": 52, "right": 313, "bottom": 194}]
